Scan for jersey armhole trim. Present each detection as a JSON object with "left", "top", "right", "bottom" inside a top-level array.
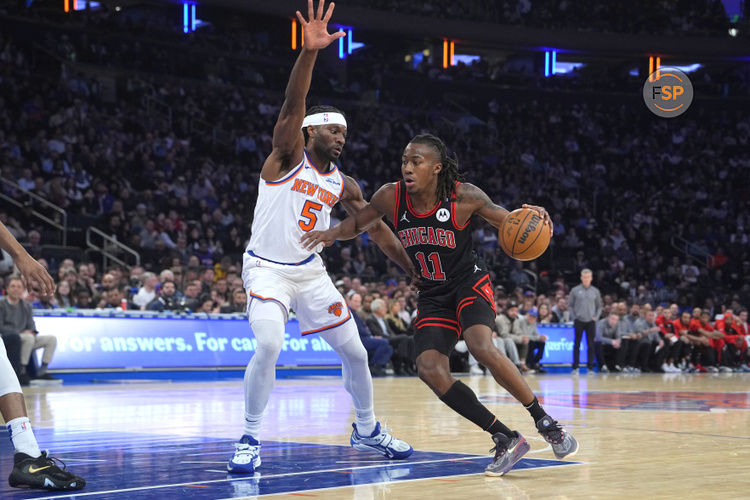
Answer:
[
  {"left": 450, "top": 200, "right": 471, "bottom": 230},
  {"left": 394, "top": 181, "right": 401, "bottom": 230},
  {"left": 264, "top": 160, "right": 304, "bottom": 186},
  {"left": 450, "top": 182, "right": 471, "bottom": 230},
  {"left": 339, "top": 172, "right": 346, "bottom": 199}
]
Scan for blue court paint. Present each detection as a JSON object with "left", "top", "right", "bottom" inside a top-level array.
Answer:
[
  {"left": 0, "top": 429, "right": 579, "bottom": 499},
  {"left": 54, "top": 367, "right": 343, "bottom": 385}
]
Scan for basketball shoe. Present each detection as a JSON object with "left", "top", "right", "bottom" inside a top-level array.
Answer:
[
  {"left": 350, "top": 422, "right": 413, "bottom": 459},
  {"left": 536, "top": 416, "right": 579, "bottom": 459},
  {"left": 484, "top": 431, "right": 530, "bottom": 476},
  {"left": 228, "top": 435, "right": 261, "bottom": 473},
  {"left": 9, "top": 451, "right": 85, "bottom": 490}
]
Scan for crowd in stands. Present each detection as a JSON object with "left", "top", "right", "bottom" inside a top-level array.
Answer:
[
  {"left": 346, "top": 0, "right": 732, "bottom": 36},
  {"left": 0, "top": 5, "right": 749, "bottom": 377},
  {"left": 3, "top": 253, "right": 749, "bottom": 377}
]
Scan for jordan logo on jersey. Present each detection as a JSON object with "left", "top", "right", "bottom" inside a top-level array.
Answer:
[{"left": 400, "top": 213, "right": 409, "bottom": 223}]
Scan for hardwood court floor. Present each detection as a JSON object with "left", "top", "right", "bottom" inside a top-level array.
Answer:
[{"left": 2, "top": 372, "right": 749, "bottom": 499}]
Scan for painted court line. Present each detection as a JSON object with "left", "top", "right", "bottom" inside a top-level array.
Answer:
[
  {"left": 212, "top": 462, "right": 589, "bottom": 500},
  {"left": 32, "top": 455, "right": 492, "bottom": 499}
]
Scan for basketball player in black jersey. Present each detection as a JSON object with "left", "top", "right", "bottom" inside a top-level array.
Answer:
[{"left": 302, "top": 134, "right": 578, "bottom": 476}]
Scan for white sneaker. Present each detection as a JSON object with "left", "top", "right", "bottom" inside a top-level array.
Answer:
[
  {"left": 706, "top": 366, "right": 719, "bottom": 373},
  {"left": 470, "top": 365, "right": 484, "bottom": 376},
  {"left": 350, "top": 422, "right": 413, "bottom": 459},
  {"left": 228, "top": 435, "right": 261, "bottom": 474}
]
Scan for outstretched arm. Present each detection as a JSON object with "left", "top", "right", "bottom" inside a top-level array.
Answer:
[
  {"left": 260, "top": 0, "right": 344, "bottom": 182},
  {"left": 0, "top": 222, "right": 55, "bottom": 295},
  {"left": 301, "top": 182, "right": 415, "bottom": 276},
  {"left": 455, "top": 182, "right": 552, "bottom": 232},
  {"left": 341, "top": 182, "right": 414, "bottom": 276}
]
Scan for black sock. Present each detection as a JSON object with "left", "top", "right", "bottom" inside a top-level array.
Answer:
[
  {"left": 487, "top": 418, "right": 514, "bottom": 437},
  {"left": 524, "top": 396, "right": 546, "bottom": 423},
  {"left": 439, "top": 381, "right": 514, "bottom": 438}
]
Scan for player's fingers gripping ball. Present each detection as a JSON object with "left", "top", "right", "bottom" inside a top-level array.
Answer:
[{"left": 499, "top": 208, "right": 551, "bottom": 261}]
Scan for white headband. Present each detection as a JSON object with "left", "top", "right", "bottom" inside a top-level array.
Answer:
[{"left": 301, "top": 112, "right": 347, "bottom": 129}]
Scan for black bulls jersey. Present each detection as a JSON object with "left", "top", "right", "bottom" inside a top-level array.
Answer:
[{"left": 393, "top": 181, "right": 478, "bottom": 293}]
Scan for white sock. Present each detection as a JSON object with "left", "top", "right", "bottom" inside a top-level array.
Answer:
[
  {"left": 7, "top": 417, "right": 41, "bottom": 458},
  {"left": 354, "top": 407, "right": 376, "bottom": 436},
  {"left": 243, "top": 411, "right": 263, "bottom": 441},
  {"left": 327, "top": 330, "right": 377, "bottom": 437}
]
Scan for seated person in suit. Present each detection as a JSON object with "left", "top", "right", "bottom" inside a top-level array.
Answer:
[
  {"left": 347, "top": 293, "right": 392, "bottom": 377},
  {"left": 366, "top": 299, "right": 414, "bottom": 376}
]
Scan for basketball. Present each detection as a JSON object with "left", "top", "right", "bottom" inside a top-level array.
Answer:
[{"left": 499, "top": 208, "right": 551, "bottom": 261}]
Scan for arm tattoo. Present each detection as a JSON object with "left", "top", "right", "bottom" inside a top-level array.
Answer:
[{"left": 457, "top": 183, "right": 501, "bottom": 211}]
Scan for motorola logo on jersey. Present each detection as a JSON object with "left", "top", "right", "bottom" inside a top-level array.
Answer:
[
  {"left": 398, "top": 227, "right": 456, "bottom": 249},
  {"left": 436, "top": 208, "right": 450, "bottom": 222}
]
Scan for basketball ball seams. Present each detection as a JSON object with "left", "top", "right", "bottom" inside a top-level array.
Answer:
[
  {"left": 499, "top": 208, "right": 551, "bottom": 261},
  {"left": 516, "top": 217, "right": 549, "bottom": 260},
  {"left": 510, "top": 210, "right": 532, "bottom": 257}
]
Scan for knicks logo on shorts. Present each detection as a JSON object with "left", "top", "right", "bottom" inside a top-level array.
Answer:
[{"left": 327, "top": 301, "right": 343, "bottom": 317}]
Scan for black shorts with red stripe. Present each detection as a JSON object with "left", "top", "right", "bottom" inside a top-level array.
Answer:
[{"left": 413, "top": 270, "right": 496, "bottom": 357}]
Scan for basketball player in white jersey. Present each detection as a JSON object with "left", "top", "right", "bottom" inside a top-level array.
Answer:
[
  {"left": 228, "top": 0, "right": 414, "bottom": 473},
  {"left": 0, "top": 221, "right": 85, "bottom": 490}
]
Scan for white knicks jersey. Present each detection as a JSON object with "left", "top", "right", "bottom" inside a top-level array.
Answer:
[{"left": 247, "top": 151, "right": 346, "bottom": 264}]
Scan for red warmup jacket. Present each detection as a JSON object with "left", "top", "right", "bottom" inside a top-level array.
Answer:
[
  {"left": 688, "top": 318, "right": 703, "bottom": 333},
  {"left": 671, "top": 319, "right": 690, "bottom": 337},
  {"left": 657, "top": 315, "right": 675, "bottom": 336}
]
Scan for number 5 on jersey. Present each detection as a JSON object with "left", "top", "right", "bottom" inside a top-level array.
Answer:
[{"left": 299, "top": 200, "right": 323, "bottom": 231}]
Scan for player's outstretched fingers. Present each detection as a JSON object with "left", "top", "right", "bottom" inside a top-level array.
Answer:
[{"left": 323, "top": 1, "right": 336, "bottom": 23}]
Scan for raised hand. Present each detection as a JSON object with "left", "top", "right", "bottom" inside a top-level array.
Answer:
[
  {"left": 522, "top": 203, "right": 554, "bottom": 236},
  {"left": 296, "top": 0, "right": 345, "bottom": 51},
  {"left": 15, "top": 253, "right": 55, "bottom": 296}
]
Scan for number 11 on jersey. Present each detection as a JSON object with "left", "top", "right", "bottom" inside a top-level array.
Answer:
[{"left": 415, "top": 251, "right": 445, "bottom": 280}]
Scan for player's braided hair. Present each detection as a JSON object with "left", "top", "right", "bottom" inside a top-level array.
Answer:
[
  {"left": 302, "top": 105, "right": 347, "bottom": 144},
  {"left": 409, "top": 134, "right": 463, "bottom": 200}
]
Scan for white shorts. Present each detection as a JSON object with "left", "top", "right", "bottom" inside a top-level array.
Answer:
[{"left": 242, "top": 252, "right": 353, "bottom": 346}]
